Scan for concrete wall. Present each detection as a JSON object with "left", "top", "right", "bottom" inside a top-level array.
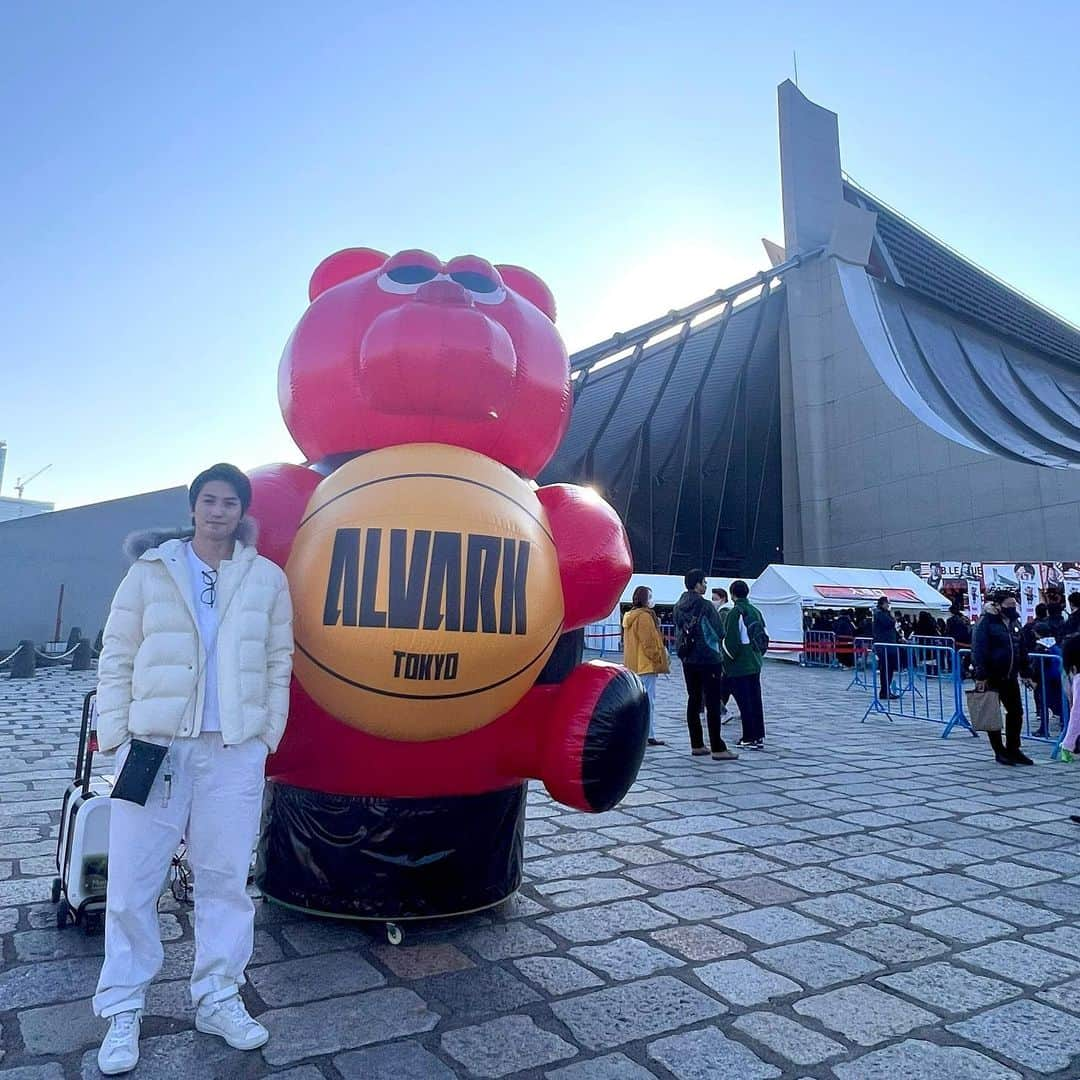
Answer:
[
  {"left": 778, "top": 80, "right": 1080, "bottom": 568},
  {"left": 0, "top": 496, "right": 54, "bottom": 523},
  {"left": 0, "top": 487, "right": 189, "bottom": 645}
]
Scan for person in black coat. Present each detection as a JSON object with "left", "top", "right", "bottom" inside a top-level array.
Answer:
[
  {"left": 1047, "top": 598, "right": 1068, "bottom": 645},
  {"left": 834, "top": 610, "right": 856, "bottom": 668},
  {"left": 673, "top": 569, "right": 737, "bottom": 760},
  {"left": 1023, "top": 604, "right": 1063, "bottom": 737},
  {"left": 946, "top": 603, "right": 972, "bottom": 647},
  {"left": 872, "top": 597, "right": 900, "bottom": 699},
  {"left": 1066, "top": 592, "right": 1080, "bottom": 640},
  {"left": 946, "top": 602, "right": 973, "bottom": 678},
  {"left": 972, "top": 592, "right": 1033, "bottom": 766}
]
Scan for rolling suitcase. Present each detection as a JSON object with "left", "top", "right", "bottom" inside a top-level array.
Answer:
[{"left": 52, "top": 690, "right": 112, "bottom": 931}]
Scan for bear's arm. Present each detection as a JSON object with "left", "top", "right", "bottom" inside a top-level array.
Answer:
[{"left": 535, "top": 483, "right": 632, "bottom": 630}]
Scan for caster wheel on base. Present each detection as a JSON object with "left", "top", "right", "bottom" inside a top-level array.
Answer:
[
  {"left": 385, "top": 922, "right": 404, "bottom": 946},
  {"left": 51, "top": 878, "right": 62, "bottom": 905}
]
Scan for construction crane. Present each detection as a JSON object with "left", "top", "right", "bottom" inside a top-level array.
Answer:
[{"left": 15, "top": 464, "right": 52, "bottom": 499}]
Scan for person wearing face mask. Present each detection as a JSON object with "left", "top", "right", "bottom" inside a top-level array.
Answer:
[
  {"left": 622, "top": 585, "right": 670, "bottom": 747},
  {"left": 972, "top": 591, "right": 1034, "bottom": 766}
]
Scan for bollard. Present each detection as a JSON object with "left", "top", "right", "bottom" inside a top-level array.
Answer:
[
  {"left": 72, "top": 639, "right": 92, "bottom": 672},
  {"left": 93, "top": 629, "right": 104, "bottom": 654},
  {"left": 10, "top": 640, "right": 36, "bottom": 679},
  {"left": 66, "top": 626, "right": 83, "bottom": 651}
]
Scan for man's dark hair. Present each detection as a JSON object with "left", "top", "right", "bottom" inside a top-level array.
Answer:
[
  {"left": 1069, "top": 591, "right": 1080, "bottom": 610},
  {"left": 1064, "top": 634, "right": 1080, "bottom": 675},
  {"left": 730, "top": 579, "right": 749, "bottom": 600},
  {"left": 877, "top": 596, "right": 890, "bottom": 609},
  {"left": 1036, "top": 603, "right": 1048, "bottom": 619},
  {"left": 684, "top": 568, "right": 706, "bottom": 590},
  {"left": 189, "top": 463, "right": 252, "bottom": 514},
  {"left": 990, "top": 589, "right": 1017, "bottom": 605},
  {"left": 712, "top": 587, "right": 728, "bottom": 601}
]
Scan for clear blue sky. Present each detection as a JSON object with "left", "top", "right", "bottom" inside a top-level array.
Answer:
[{"left": 3, "top": 2, "right": 1078, "bottom": 510}]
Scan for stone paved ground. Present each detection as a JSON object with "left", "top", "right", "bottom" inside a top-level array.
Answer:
[{"left": 1, "top": 663, "right": 1080, "bottom": 1079}]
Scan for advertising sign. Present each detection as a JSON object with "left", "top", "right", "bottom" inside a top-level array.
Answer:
[
  {"left": 967, "top": 579, "right": 983, "bottom": 619},
  {"left": 814, "top": 586, "right": 920, "bottom": 603}
]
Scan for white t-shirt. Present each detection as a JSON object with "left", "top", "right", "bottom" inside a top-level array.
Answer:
[{"left": 185, "top": 542, "right": 221, "bottom": 733}]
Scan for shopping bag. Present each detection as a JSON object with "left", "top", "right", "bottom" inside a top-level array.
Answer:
[{"left": 965, "top": 688, "right": 1003, "bottom": 733}]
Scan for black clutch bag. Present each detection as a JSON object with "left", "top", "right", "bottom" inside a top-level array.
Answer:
[{"left": 111, "top": 739, "right": 168, "bottom": 805}]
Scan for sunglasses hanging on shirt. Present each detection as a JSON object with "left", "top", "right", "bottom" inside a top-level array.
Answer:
[{"left": 200, "top": 568, "right": 218, "bottom": 608}]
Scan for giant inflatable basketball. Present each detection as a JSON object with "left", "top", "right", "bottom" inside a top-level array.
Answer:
[
  {"left": 287, "top": 444, "right": 564, "bottom": 740},
  {"left": 249, "top": 247, "right": 648, "bottom": 921}
]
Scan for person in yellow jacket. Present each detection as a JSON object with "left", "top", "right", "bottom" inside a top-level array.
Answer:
[{"left": 622, "top": 585, "right": 671, "bottom": 746}]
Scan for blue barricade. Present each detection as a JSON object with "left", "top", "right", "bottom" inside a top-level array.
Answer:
[
  {"left": 865, "top": 644, "right": 1068, "bottom": 756},
  {"left": 862, "top": 642, "right": 972, "bottom": 735},
  {"left": 846, "top": 637, "right": 875, "bottom": 690},
  {"left": 584, "top": 623, "right": 621, "bottom": 656},
  {"left": 911, "top": 635, "right": 955, "bottom": 677},
  {"left": 1023, "top": 652, "right": 1068, "bottom": 752}
]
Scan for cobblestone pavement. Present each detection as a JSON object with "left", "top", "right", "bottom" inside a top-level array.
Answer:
[{"left": 2, "top": 663, "right": 1080, "bottom": 1079}]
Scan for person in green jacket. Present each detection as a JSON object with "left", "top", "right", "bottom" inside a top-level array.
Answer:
[{"left": 722, "top": 580, "right": 767, "bottom": 749}]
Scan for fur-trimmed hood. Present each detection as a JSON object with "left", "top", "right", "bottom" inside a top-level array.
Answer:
[{"left": 122, "top": 516, "right": 259, "bottom": 563}]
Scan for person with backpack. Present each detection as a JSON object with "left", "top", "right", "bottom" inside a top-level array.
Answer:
[
  {"left": 722, "top": 579, "right": 768, "bottom": 749},
  {"left": 673, "top": 569, "right": 738, "bottom": 761}
]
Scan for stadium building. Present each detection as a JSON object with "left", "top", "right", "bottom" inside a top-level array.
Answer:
[
  {"left": 4, "top": 81, "right": 1080, "bottom": 641},
  {"left": 544, "top": 81, "right": 1080, "bottom": 575}
]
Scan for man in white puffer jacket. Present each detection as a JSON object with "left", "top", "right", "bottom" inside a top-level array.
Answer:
[{"left": 93, "top": 463, "right": 293, "bottom": 1075}]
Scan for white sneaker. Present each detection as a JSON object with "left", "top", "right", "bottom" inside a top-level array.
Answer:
[
  {"left": 195, "top": 994, "right": 269, "bottom": 1050},
  {"left": 98, "top": 1010, "right": 141, "bottom": 1075}
]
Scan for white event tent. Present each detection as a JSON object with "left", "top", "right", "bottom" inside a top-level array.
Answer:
[
  {"left": 750, "top": 565, "right": 951, "bottom": 660},
  {"left": 584, "top": 573, "right": 756, "bottom": 652}
]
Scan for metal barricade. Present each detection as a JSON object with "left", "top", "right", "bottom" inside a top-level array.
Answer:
[
  {"left": 846, "top": 637, "right": 875, "bottom": 690},
  {"left": 911, "top": 635, "right": 955, "bottom": 678},
  {"left": 863, "top": 642, "right": 972, "bottom": 736},
  {"left": 584, "top": 624, "right": 621, "bottom": 657},
  {"left": 1023, "top": 652, "right": 1068, "bottom": 749},
  {"left": 802, "top": 630, "right": 838, "bottom": 669},
  {"left": 865, "top": 644, "right": 1066, "bottom": 756}
]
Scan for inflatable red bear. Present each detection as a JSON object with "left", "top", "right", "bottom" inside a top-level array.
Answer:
[{"left": 249, "top": 247, "right": 648, "bottom": 920}]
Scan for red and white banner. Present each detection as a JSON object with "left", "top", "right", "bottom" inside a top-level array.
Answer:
[{"left": 814, "top": 586, "right": 919, "bottom": 603}]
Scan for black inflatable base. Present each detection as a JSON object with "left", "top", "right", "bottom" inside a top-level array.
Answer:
[{"left": 256, "top": 780, "right": 527, "bottom": 920}]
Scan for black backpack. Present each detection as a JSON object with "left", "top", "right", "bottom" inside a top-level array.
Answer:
[
  {"left": 745, "top": 611, "right": 770, "bottom": 656},
  {"left": 730, "top": 607, "right": 770, "bottom": 656},
  {"left": 676, "top": 611, "right": 702, "bottom": 660}
]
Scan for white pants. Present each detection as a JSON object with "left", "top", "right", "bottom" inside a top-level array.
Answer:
[
  {"left": 640, "top": 674, "right": 658, "bottom": 737},
  {"left": 93, "top": 732, "right": 267, "bottom": 1018}
]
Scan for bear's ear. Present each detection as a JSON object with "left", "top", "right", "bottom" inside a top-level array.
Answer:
[
  {"left": 496, "top": 264, "right": 557, "bottom": 323},
  {"left": 309, "top": 248, "right": 388, "bottom": 301}
]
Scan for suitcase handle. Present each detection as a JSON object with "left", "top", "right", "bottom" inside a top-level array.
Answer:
[{"left": 77, "top": 691, "right": 97, "bottom": 792}]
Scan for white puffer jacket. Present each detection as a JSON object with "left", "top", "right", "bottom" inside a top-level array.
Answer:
[{"left": 96, "top": 521, "right": 294, "bottom": 753}]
